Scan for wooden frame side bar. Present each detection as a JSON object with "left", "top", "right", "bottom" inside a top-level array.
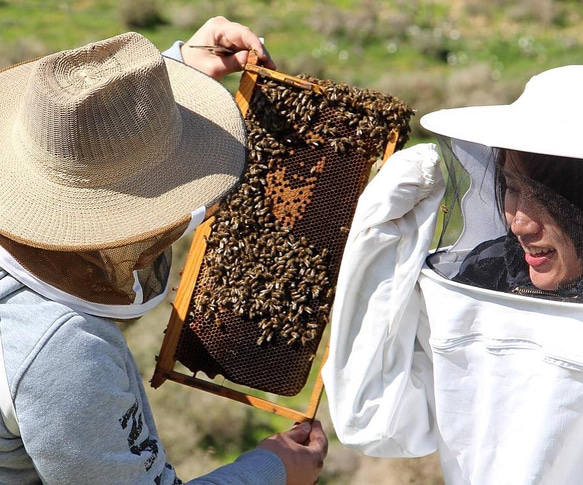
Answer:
[{"left": 151, "top": 217, "right": 214, "bottom": 388}]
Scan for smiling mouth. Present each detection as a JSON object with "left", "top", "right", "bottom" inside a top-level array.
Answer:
[
  {"left": 524, "top": 246, "right": 553, "bottom": 256},
  {"left": 523, "top": 246, "right": 555, "bottom": 267}
]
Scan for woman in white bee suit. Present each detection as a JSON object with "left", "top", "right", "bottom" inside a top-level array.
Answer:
[{"left": 322, "top": 65, "right": 583, "bottom": 484}]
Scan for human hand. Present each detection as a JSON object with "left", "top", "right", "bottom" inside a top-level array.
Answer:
[
  {"left": 258, "top": 420, "right": 328, "bottom": 485},
  {"left": 181, "top": 16, "right": 276, "bottom": 80}
]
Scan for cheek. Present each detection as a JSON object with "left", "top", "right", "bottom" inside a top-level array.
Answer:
[
  {"left": 504, "top": 195, "right": 515, "bottom": 226},
  {"left": 549, "top": 225, "right": 582, "bottom": 277},
  {"left": 561, "top": 236, "right": 580, "bottom": 266}
]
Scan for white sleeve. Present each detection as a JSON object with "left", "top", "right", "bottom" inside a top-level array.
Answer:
[
  {"left": 162, "top": 40, "right": 184, "bottom": 62},
  {"left": 322, "top": 143, "right": 444, "bottom": 458}
]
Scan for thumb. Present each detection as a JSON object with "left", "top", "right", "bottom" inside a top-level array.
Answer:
[
  {"left": 231, "top": 51, "right": 251, "bottom": 70},
  {"left": 287, "top": 421, "right": 312, "bottom": 444}
]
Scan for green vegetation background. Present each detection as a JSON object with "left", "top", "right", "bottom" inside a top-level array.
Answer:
[{"left": 3, "top": 1, "right": 583, "bottom": 482}]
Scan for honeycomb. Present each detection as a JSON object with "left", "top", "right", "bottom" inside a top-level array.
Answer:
[{"left": 173, "top": 71, "right": 413, "bottom": 396}]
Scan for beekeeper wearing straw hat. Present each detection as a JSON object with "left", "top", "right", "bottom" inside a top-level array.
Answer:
[
  {"left": 324, "top": 65, "right": 583, "bottom": 483},
  {"left": 0, "top": 16, "right": 327, "bottom": 485}
]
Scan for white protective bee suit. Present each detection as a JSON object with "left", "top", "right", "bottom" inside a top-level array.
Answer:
[{"left": 322, "top": 65, "right": 583, "bottom": 484}]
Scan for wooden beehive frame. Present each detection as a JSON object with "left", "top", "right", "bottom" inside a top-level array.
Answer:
[{"left": 151, "top": 59, "right": 399, "bottom": 422}]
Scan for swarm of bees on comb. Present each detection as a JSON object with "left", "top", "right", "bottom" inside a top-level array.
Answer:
[{"left": 190, "top": 73, "right": 413, "bottom": 352}]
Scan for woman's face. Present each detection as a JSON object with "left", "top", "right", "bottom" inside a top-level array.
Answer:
[{"left": 504, "top": 157, "right": 582, "bottom": 290}]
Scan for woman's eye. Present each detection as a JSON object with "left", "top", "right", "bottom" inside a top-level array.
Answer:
[{"left": 506, "top": 184, "right": 519, "bottom": 195}]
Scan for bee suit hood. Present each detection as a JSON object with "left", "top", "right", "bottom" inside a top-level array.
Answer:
[{"left": 422, "top": 66, "right": 583, "bottom": 297}]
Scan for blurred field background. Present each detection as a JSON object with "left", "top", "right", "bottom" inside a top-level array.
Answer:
[{"left": 3, "top": 0, "right": 583, "bottom": 483}]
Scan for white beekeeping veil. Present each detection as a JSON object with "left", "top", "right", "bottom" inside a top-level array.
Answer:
[{"left": 422, "top": 66, "right": 583, "bottom": 301}]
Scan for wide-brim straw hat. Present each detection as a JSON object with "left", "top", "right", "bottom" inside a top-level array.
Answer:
[
  {"left": 0, "top": 32, "right": 246, "bottom": 250},
  {"left": 421, "top": 65, "right": 583, "bottom": 160}
]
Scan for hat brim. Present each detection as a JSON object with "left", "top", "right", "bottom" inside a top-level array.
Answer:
[
  {"left": 0, "top": 56, "right": 246, "bottom": 250},
  {"left": 421, "top": 103, "right": 582, "bottom": 160}
]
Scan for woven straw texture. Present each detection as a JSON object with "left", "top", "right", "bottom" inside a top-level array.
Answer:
[{"left": 0, "top": 32, "right": 247, "bottom": 250}]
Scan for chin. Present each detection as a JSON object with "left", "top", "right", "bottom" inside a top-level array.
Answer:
[{"left": 529, "top": 272, "right": 560, "bottom": 291}]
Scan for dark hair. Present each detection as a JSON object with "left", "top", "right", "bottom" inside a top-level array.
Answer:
[{"left": 494, "top": 148, "right": 583, "bottom": 255}]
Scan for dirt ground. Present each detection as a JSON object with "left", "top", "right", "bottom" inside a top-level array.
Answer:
[
  {"left": 315, "top": 400, "right": 444, "bottom": 485},
  {"left": 322, "top": 441, "right": 445, "bottom": 484},
  {"left": 338, "top": 452, "right": 444, "bottom": 485}
]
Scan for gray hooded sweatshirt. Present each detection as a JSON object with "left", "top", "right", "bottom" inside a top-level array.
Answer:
[{"left": 0, "top": 268, "right": 285, "bottom": 484}]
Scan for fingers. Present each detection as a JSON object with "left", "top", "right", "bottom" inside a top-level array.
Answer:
[
  {"left": 256, "top": 421, "right": 328, "bottom": 485},
  {"left": 285, "top": 421, "right": 312, "bottom": 444},
  {"left": 287, "top": 420, "right": 328, "bottom": 465},
  {"left": 218, "top": 20, "right": 276, "bottom": 70},
  {"left": 307, "top": 420, "right": 329, "bottom": 461},
  {"left": 182, "top": 16, "right": 275, "bottom": 79},
  {"left": 227, "top": 25, "right": 275, "bottom": 69}
]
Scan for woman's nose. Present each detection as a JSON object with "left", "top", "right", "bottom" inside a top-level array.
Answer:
[{"left": 509, "top": 207, "right": 542, "bottom": 237}]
